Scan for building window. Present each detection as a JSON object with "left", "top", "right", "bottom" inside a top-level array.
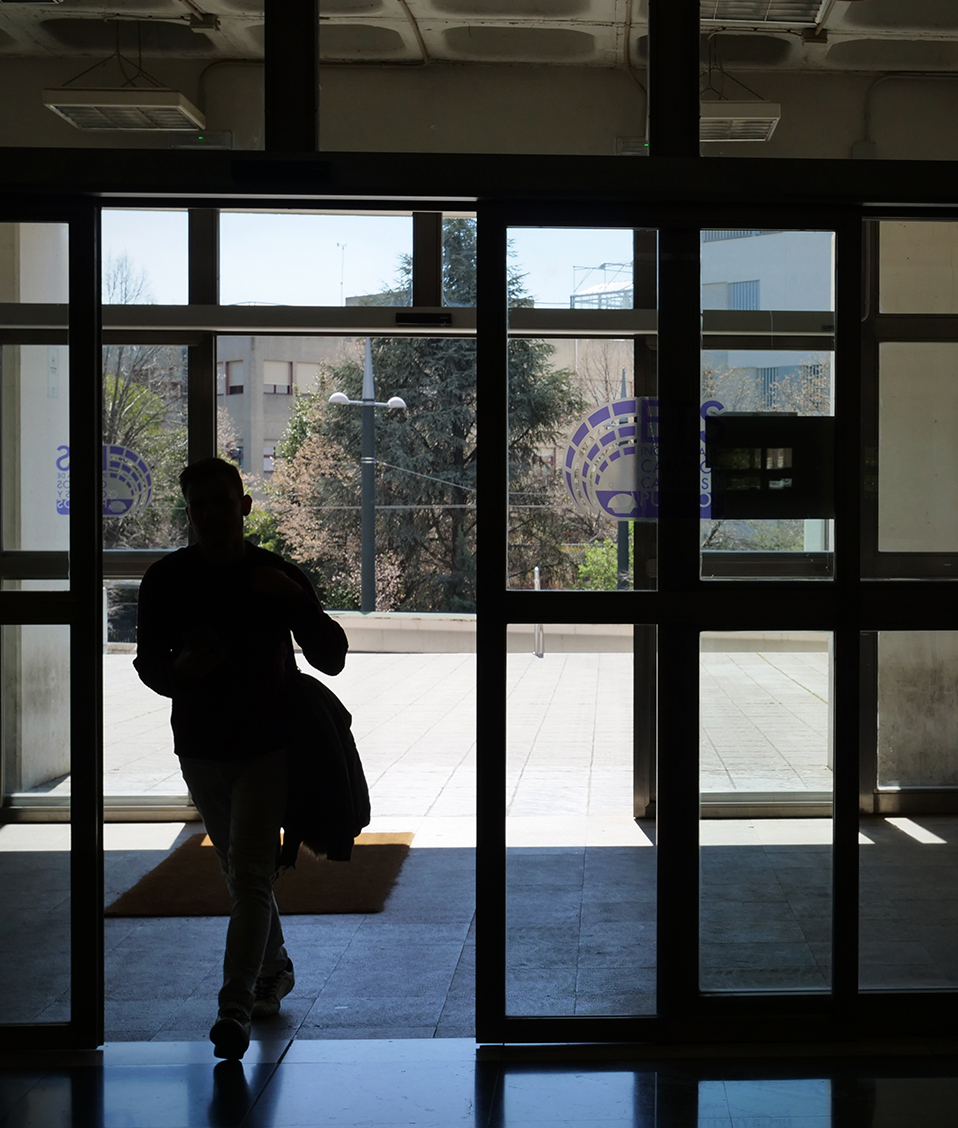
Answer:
[
  {"left": 264, "top": 360, "right": 293, "bottom": 395},
  {"left": 730, "top": 280, "right": 760, "bottom": 310},
  {"left": 225, "top": 360, "right": 244, "bottom": 395},
  {"left": 216, "top": 361, "right": 226, "bottom": 397},
  {"left": 759, "top": 366, "right": 778, "bottom": 410},
  {"left": 263, "top": 444, "right": 276, "bottom": 474}
]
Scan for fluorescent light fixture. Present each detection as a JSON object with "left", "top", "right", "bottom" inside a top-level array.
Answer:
[
  {"left": 43, "top": 88, "right": 205, "bottom": 131},
  {"left": 700, "top": 0, "right": 827, "bottom": 26},
  {"left": 700, "top": 101, "right": 781, "bottom": 141}
]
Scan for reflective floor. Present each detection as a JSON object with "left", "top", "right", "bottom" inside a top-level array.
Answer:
[{"left": 3, "top": 1037, "right": 958, "bottom": 1127}]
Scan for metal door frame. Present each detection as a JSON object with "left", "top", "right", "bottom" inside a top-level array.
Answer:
[{"left": 0, "top": 197, "right": 103, "bottom": 1051}]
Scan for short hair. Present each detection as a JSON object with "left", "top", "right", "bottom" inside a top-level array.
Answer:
[{"left": 179, "top": 457, "right": 245, "bottom": 501}]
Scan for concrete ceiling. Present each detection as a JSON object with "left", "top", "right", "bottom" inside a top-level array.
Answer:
[{"left": 0, "top": 0, "right": 954, "bottom": 72}]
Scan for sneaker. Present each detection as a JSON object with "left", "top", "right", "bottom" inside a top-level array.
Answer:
[
  {"left": 252, "top": 958, "right": 295, "bottom": 1018},
  {"left": 210, "top": 1008, "right": 251, "bottom": 1060}
]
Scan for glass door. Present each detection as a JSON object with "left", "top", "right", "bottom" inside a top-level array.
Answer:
[
  {"left": 476, "top": 205, "right": 862, "bottom": 1043},
  {"left": 0, "top": 207, "right": 103, "bottom": 1049}
]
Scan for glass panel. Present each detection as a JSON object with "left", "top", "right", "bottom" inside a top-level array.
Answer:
[
  {"left": 507, "top": 228, "right": 635, "bottom": 309},
  {"left": 101, "top": 210, "right": 189, "bottom": 305},
  {"left": 219, "top": 213, "right": 413, "bottom": 307},
  {"left": 870, "top": 635, "right": 958, "bottom": 987},
  {"left": 0, "top": 624, "right": 71, "bottom": 1023},
  {"left": 507, "top": 337, "right": 657, "bottom": 592},
  {"left": 222, "top": 334, "right": 477, "bottom": 612},
  {"left": 700, "top": 631, "right": 832, "bottom": 798},
  {"left": 702, "top": 230, "right": 834, "bottom": 311},
  {"left": 104, "top": 580, "right": 184, "bottom": 800},
  {"left": 0, "top": 222, "right": 68, "bottom": 304},
  {"left": 1, "top": 344, "right": 70, "bottom": 573},
  {"left": 506, "top": 625, "right": 653, "bottom": 1017},
  {"left": 701, "top": 230, "right": 835, "bottom": 580},
  {"left": 878, "top": 343, "right": 958, "bottom": 553},
  {"left": 700, "top": 631, "right": 832, "bottom": 993},
  {"left": 878, "top": 631, "right": 958, "bottom": 790},
  {"left": 880, "top": 222, "right": 958, "bottom": 314},
  {"left": 102, "top": 344, "right": 189, "bottom": 550}
]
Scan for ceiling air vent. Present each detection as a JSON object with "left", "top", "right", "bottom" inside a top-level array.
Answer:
[
  {"left": 700, "top": 1, "right": 827, "bottom": 26},
  {"left": 700, "top": 101, "right": 781, "bottom": 141},
  {"left": 43, "top": 89, "right": 205, "bottom": 131}
]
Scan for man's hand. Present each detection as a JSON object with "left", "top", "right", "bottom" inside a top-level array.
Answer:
[{"left": 250, "top": 567, "right": 306, "bottom": 601}]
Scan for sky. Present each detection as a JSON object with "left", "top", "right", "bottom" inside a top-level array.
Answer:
[{"left": 100, "top": 209, "right": 637, "bottom": 308}]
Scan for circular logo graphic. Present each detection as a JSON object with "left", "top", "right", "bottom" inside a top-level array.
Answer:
[
  {"left": 102, "top": 445, "right": 153, "bottom": 518},
  {"left": 563, "top": 398, "right": 658, "bottom": 521}
]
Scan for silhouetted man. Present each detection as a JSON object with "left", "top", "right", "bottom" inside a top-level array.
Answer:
[{"left": 134, "top": 457, "right": 347, "bottom": 1059}]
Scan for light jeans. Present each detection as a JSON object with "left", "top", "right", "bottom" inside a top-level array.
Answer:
[{"left": 179, "top": 746, "right": 289, "bottom": 1016}]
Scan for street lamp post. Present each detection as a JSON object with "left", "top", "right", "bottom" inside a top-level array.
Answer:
[{"left": 329, "top": 338, "right": 406, "bottom": 613}]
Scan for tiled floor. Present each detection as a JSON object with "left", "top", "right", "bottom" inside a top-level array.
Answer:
[
  {"left": 87, "top": 647, "right": 829, "bottom": 802},
  {"left": 4, "top": 645, "right": 958, "bottom": 1123},
  {"left": 3, "top": 1038, "right": 958, "bottom": 1127}
]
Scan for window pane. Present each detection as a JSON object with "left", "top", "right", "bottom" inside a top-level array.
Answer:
[
  {"left": 220, "top": 334, "right": 476, "bottom": 613},
  {"left": 700, "top": 631, "right": 833, "bottom": 993},
  {"left": 2, "top": 344, "right": 70, "bottom": 566},
  {"left": 877, "top": 631, "right": 958, "bottom": 789},
  {"left": 701, "top": 229, "right": 835, "bottom": 580},
  {"left": 102, "top": 210, "right": 188, "bottom": 305},
  {"left": 220, "top": 213, "right": 413, "bottom": 307},
  {"left": 0, "top": 624, "right": 71, "bottom": 1023},
  {"left": 104, "top": 582, "right": 184, "bottom": 800},
  {"left": 507, "top": 338, "right": 656, "bottom": 593},
  {"left": 880, "top": 222, "right": 958, "bottom": 314},
  {"left": 507, "top": 228, "right": 636, "bottom": 309},
  {"left": 506, "top": 626, "right": 652, "bottom": 1017},
  {"left": 878, "top": 343, "right": 958, "bottom": 553},
  {"left": 0, "top": 222, "right": 68, "bottom": 303},
  {"left": 864, "top": 635, "right": 958, "bottom": 991},
  {"left": 102, "top": 344, "right": 189, "bottom": 550},
  {"left": 702, "top": 230, "right": 834, "bottom": 313}
]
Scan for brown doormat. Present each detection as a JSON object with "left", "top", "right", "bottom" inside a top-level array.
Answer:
[{"left": 104, "top": 832, "right": 414, "bottom": 917}]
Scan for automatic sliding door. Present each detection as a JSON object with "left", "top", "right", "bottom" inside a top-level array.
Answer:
[{"left": 0, "top": 212, "right": 102, "bottom": 1048}]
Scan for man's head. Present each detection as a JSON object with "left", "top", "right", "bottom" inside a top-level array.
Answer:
[{"left": 179, "top": 458, "right": 251, "bottom": 555}]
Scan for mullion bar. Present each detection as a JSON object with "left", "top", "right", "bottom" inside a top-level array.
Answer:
[
  {"left": 68, "top": 203, "right": 104, "bottom": 1048},
  {"left": 188, "top": 210, "right": 219, "bottom": 305},
  {"left": 475, "top": 202, "right": 509, "bottom": 1043},
  {"left": 412, "top": 212, "right": 443, "bottom": 308},
  {"left": 187, "top": 209, "right": 219, "bottom": 466},
  {"left": 655, "top": 226, "right": 702, "bottom": 1019},
  {"left": 647, "top": 0, "right": 700, "bottom": 159},
  {"left": 831, "top": 216, "right": 865, "bottom": 1020}
]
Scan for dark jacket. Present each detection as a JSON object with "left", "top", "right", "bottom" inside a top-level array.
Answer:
[
  {"left": 134, "top": 542, "right": 347, "bottom": 761},
  {"left": 279, "top": 670, "right": 371, "bottom": 865}
]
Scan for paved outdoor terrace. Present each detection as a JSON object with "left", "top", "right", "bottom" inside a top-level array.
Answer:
[
  {"left": 8, "top": 643, "right": 958, "bottom": 1038},
  {"left": 97, "top": 646, "right": 833, "bottom": 811}
]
